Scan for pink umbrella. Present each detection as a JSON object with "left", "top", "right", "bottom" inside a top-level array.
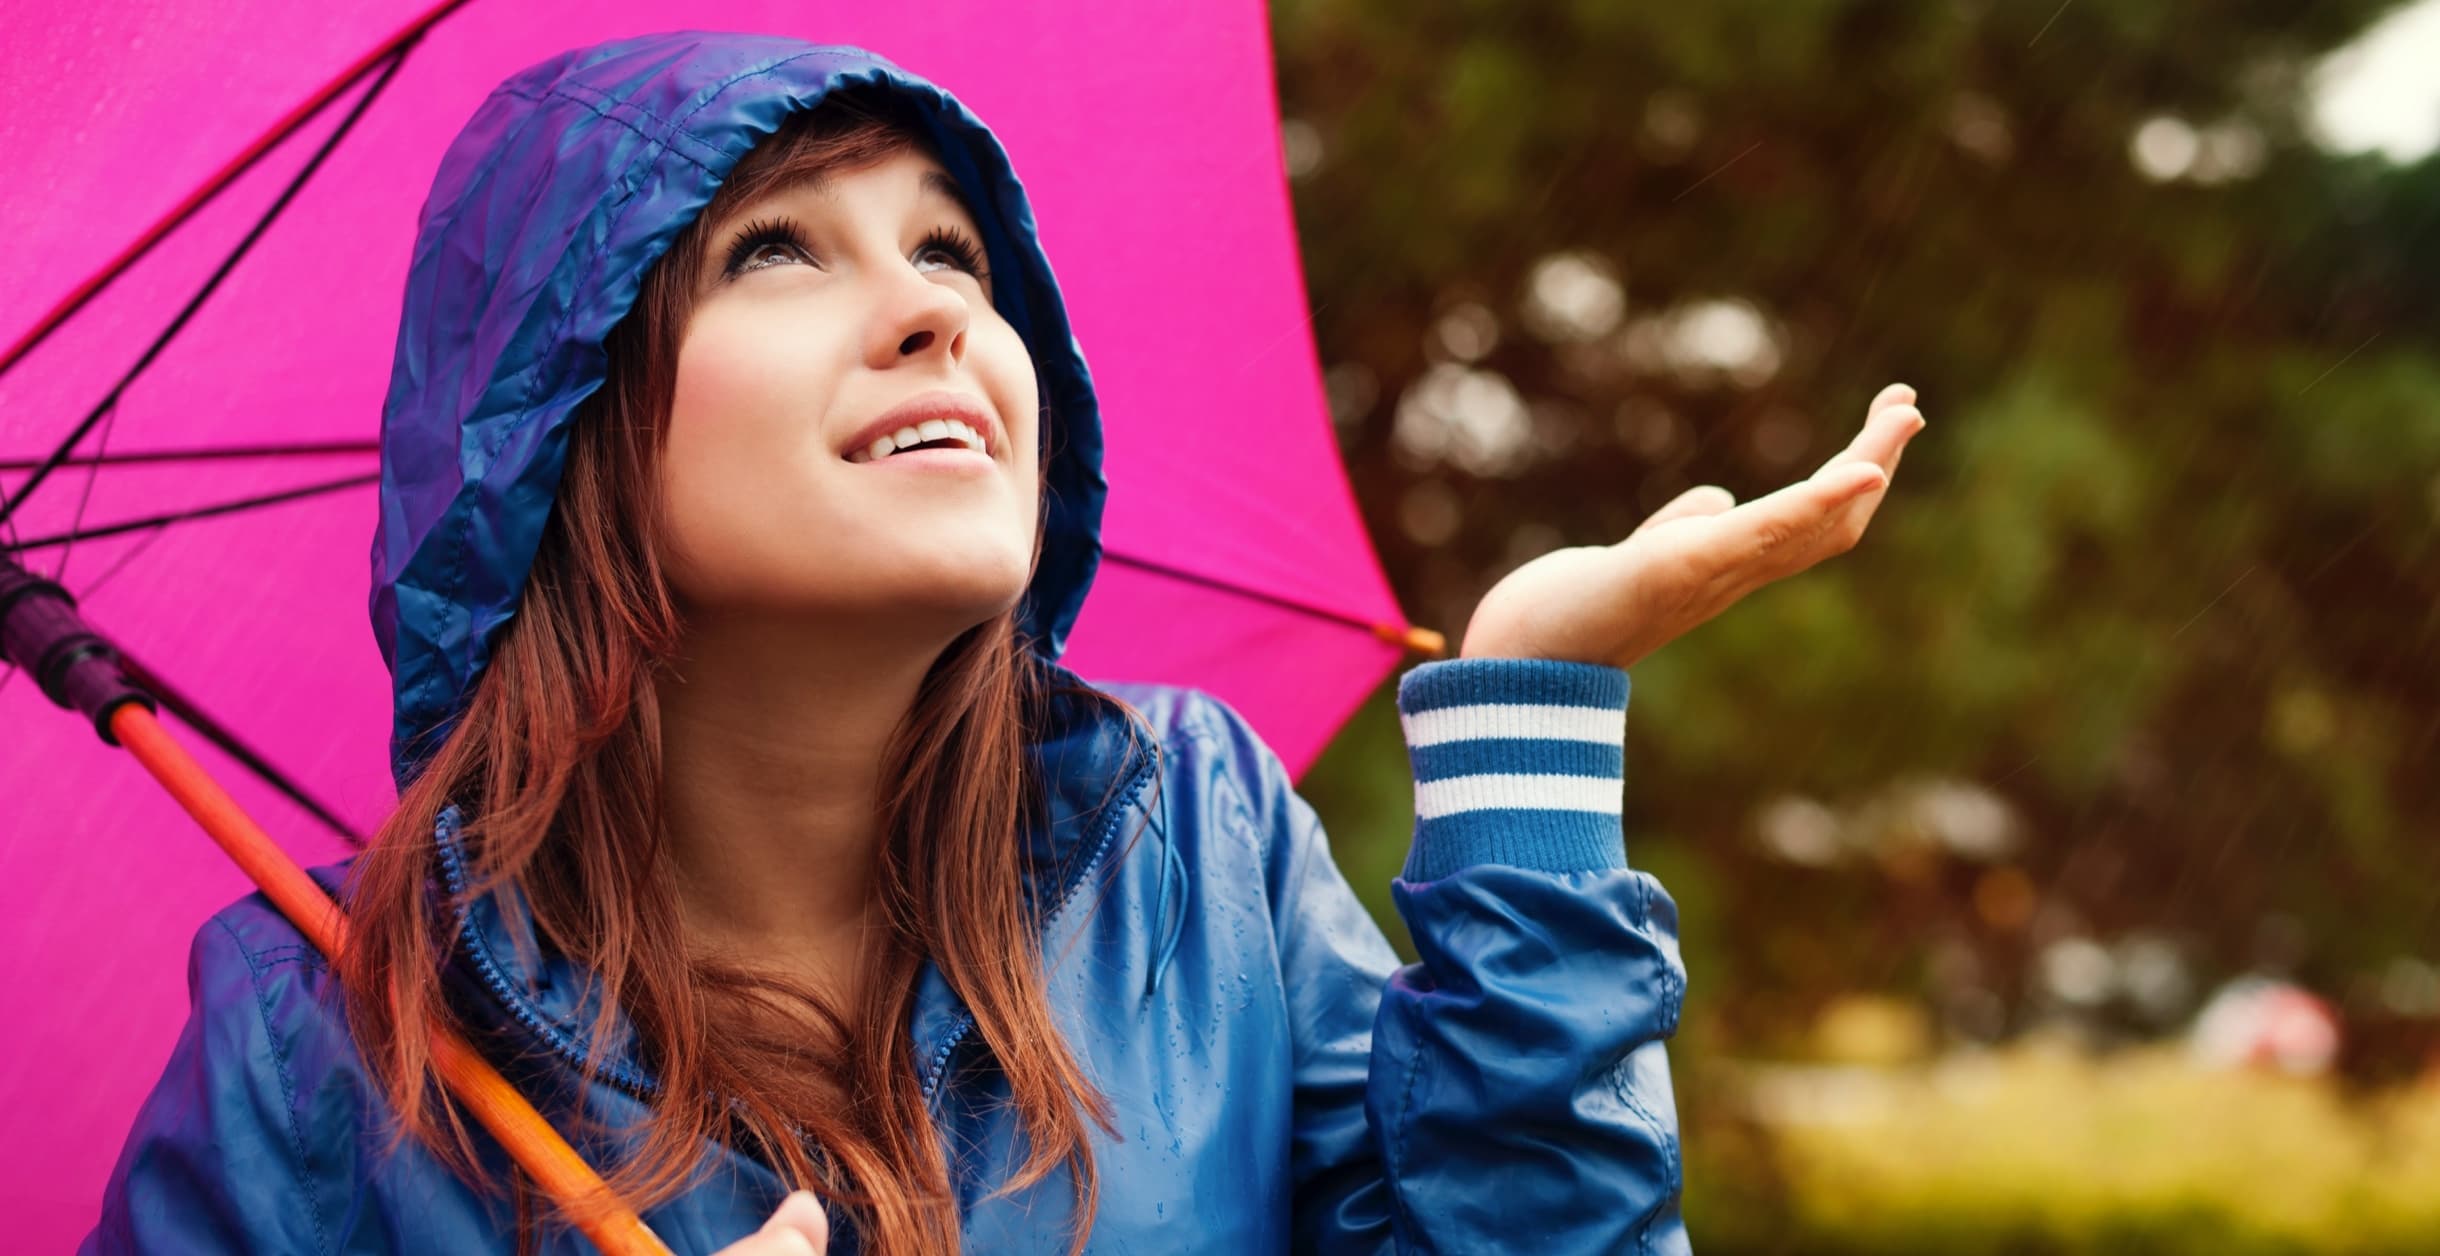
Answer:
[{"left": 0, "top": 3, "right": 1428, "bottom": 1245}]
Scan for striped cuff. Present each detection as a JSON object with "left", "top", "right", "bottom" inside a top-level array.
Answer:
[{"left": 1396, "top": 656, "right": 1630, "bottom": 881}]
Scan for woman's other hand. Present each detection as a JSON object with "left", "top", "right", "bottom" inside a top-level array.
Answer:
[
  {"left": 1459, "top": 383, "right": 1927, "bottom": 667},
  {"left": 712, "top": 1190, "right": 830, "bottom": 1255}
]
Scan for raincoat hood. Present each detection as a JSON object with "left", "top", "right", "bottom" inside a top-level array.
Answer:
[{"left": 370, "top": 30, "right": 1107, "bottom": 788}]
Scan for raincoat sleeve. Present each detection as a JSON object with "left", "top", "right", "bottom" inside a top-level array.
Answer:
[
  {"left": 82, "top": 905, "right": 361, "bottom": 1254},
  {"left": 1252, "top": 656, "right": 1688, "bottom": 1254}
]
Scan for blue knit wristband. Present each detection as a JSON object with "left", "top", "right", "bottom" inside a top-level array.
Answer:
[{"left": 1395, "top": 656, "right": 1631, "bottom": 881}]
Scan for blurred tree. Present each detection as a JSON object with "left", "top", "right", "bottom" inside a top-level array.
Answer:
[{"left": 1274, "top": 0, "right": 2439, "bottom": 1066}]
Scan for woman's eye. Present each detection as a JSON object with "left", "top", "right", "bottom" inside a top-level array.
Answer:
[
  {"left": 741, "top": 243, "right": 802, "bottom": 271},
  {"left": 723, "top": 217, "right": 814, "bottom": 277},
  {"left": 915, "top": 226, "right": 992, "bottom": 283},
  {"left": 719, "top": 218, "right": 990, "bottom": 287}
]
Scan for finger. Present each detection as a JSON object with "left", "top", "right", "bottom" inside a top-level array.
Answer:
[
  {"left": 1824, "top": 400, "right": 1924, "bottom": 482},
  {"left": 1867, "top": 381, "right": 1917, "bottom": 418},
  {"left": 1627, "top": 484, "right": 1737, "bottom": 539},
  {"left": 760, "top": 1191, "right": 830, "bottom": 1253},
  {"left": 1883, "top": 400, "right": 1926, "bottom": 478},
  {"left": 1711, "top": 461, "right": 1886, "bottom": 579},
  {"left": 726, "top": 1233, "right": 819, "bottom": 1256}
]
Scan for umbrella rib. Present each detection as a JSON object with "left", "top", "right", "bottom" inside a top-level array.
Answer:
[
  {"left": 0, "top": 0, "right": 477, "bottom": 381},
  {"left": 0, "top": 439, "right": 380, "bottom": 471},
  {"left": 1100, "top": 548, "right": 1439, "bottom": 653},
  {"left": 113, "top": 650, "right": 364, "bottom": 845},
  {"left": 6, "top": 472, "right": 379, "bottom": 550},
  {"left": 0, "top": 44, "right": 415, "bottom": 528},
  {"left": 49, "top": 395, "right": 125, "bottom": 584},
  {"left": 75, "top": 518, "right": 175, "bottom": 603}
]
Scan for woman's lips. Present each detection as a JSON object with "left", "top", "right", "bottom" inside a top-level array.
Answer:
[
  {"left": 848, "top": 444, "right": 994, "bottom": 473},
  {"left": 837, "top": 389, "right": 1001, "bottom": 462}
]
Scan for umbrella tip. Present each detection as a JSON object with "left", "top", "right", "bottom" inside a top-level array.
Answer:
[{"left": 1372, "top": 621, "right": 1447, "bottom": 659}]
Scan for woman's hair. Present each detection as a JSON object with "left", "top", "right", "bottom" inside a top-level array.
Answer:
[{"left": 339, "top": 88, "right": 1150, "bottom": 1256}]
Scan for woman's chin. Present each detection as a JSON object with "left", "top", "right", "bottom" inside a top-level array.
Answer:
[{"left": 860, "top": 552, "right": 1032, "bottom": 619}]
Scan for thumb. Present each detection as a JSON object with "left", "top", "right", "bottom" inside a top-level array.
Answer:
[
  {"left": 1627, "top": 484, "right": 1737, "bottom": 539},
  {"left": 759, "top": 1190, "right": 830, "bottom": 1253}
]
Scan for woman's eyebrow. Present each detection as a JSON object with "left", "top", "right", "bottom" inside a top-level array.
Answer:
[{"left": 917, "top": 169, "right": 977, "bottom": 218}]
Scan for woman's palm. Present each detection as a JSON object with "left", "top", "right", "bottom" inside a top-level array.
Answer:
[{"left": 1461, "top": 384, "right": 1926, "bottom": 668}]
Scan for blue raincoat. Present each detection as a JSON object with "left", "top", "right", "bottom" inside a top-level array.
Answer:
[{"left": 82, "top": 31, "right": 1689, "bottom": 1255}]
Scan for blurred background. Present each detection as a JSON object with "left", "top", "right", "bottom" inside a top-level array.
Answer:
[{"left": 1268, "top": 1, "right": 2440, "bottom": 1251}]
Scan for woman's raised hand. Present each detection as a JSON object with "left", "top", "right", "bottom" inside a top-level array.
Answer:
[
  {"left": 1458, "top": 383, "right": 1926, "bottom": 668},
  {"left": 713, "top": 1190, "right": 830, "bottom": 1256}
]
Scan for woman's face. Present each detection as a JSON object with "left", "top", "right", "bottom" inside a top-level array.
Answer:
[{"left": 660, "top": 147, "right": 1040, "bottom": 635}]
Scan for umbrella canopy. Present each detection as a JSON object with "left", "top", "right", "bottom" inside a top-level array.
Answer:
[{"left": 0, "top": 2, "right": 1414, "bottom": 1245}]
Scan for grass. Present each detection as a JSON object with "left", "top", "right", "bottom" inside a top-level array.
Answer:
[{"left": 1685, "top": 1039, "right": 2440, "bottom": 1254}]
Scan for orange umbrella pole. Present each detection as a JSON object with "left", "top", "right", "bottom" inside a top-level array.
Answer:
[
  {"left": 111, "top": 706, "right": 673, "bottom": 1255},
  {"left": 1, "top": 554, "right": 670, "bottom": 1256}
]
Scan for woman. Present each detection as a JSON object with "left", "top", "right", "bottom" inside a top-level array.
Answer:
[{"left": 83, "top": 30, "right": 1922, "bottom": 1256}]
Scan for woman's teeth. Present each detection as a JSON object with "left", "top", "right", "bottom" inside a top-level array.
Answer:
[{"left": 846, "top": 418, "right": 988, "bottom": 463}]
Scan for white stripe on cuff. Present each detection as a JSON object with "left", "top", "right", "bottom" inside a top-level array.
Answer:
[
  {"left": 1414, "top": 773, "right": 1625, "bottom": 820},
  {"left": 1400, "top": 703, "right": 1625, "bottom": 747}
]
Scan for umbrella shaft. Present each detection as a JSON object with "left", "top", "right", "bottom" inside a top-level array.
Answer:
[{"left": 108, "top": 701, "right": 674, "bottom": 1256}]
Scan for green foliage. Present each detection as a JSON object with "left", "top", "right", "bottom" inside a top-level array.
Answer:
[
  {"left": 1277, "top": 0, "right": 2440, "bottom": 1030},
  {"left": 1279, "top": 0, "right": 2440, "bottom": 1239}
]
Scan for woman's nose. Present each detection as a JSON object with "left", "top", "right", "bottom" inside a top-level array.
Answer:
[{"left": 866, "top": 262, "right": 969, "bottom": 371}]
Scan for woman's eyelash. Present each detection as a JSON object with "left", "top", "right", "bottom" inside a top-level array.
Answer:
[
  {"left": 720, "top": 216, "right": 991, "bottom": 284},
  {"left": 722, "top": 216, "right": 807, "bottom": 276},
  {"left": 917, "top": 225, "right": 991, "bottom": 283}
]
